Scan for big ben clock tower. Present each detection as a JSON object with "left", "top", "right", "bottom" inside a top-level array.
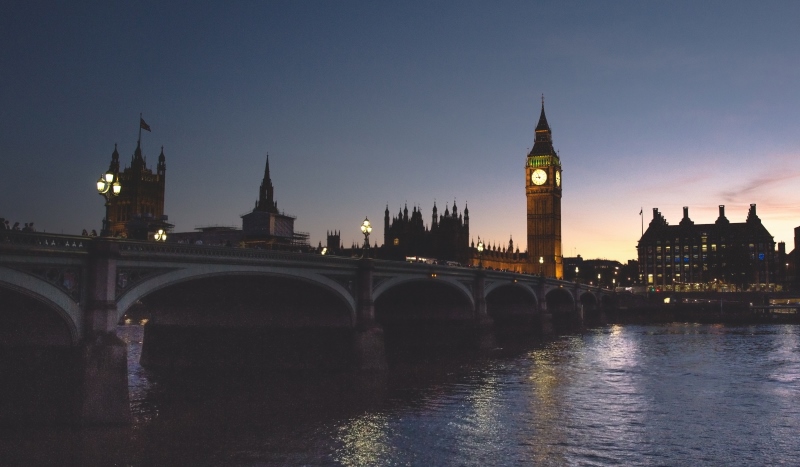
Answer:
[{"left": 526, "top": 98, "right": 563, "bottom": 279}]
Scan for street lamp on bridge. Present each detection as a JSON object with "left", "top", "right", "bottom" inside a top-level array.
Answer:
[
  {"left": 539, "top": 256, "right": 544, "bottom": 277},
  {"left": 154, "top": 228, "right": 167, "bottom": 242},
  {"left": 360, "top": 217, "right": 372, "bottom": 256},
  {"left": 477, "top": 239, "right": 484, "bottom": 268},
  {"left": 575, "top": 266, "right": 579, "bottom": 284},
  {"left": 96, "top": 171, "right": 121, "bottom": 237}
]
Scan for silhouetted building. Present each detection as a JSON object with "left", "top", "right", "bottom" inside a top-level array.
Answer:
[
  {"left": 381, "top": 201, "right": 470, "bottom": 264},
  {"left": 323, "top": 230, "right": 342, "bottom": 255},
  {"left": 171, "top": 156, "right": 309, "bottom": 249},
  {"left": 241, "top": 156, "right": 308, "bottom": 248},
  {"left": 638, "top": 205, "right": 777, "bottom": 291},
  {"left": 106, "top": 142, "right": 167, "bottom": 238},
  {"left": 787, "top": 226, "right": 800, "bottom": 291}
]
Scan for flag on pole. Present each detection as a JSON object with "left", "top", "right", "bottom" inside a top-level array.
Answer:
[
  {"left": 639, "top": 208, "right": 643, "bottom": 215},
  {"left": 140, "top": 118, "right": 151, "bottom": 132}
]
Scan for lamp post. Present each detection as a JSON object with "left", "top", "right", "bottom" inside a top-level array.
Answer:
[
  {"left": 153, "top": 228, "right": 167, "bottom": 242},
  {"left": 96, "top": 171, "right": 121, "bottom": 237},
  {"left": 539, "top": 256, "right": 544, "bottom": 277},
  {"left": 575, "top": 266, "right": 579, "bottom": 284},
  {"left": 597, "top": 273, "right": 601, "bottom": 288},
  {"left": 477, "top": 239, "right": 484, "bottom": 268},
  {"left": 360, "top": 217, "right": 372, "bottom": 256}
]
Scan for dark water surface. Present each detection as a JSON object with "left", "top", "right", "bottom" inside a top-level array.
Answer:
[{"left": 3, "top": 323, "right": 799, "bottom": 466}]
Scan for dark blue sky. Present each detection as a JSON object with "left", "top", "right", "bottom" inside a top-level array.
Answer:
[{"left": 2, "top": 1, "right": 799, "bottom": 260}]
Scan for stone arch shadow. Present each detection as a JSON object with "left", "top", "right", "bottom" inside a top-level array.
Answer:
[
  {"left": 374, "top": 277, "right": 478, "bottom": 358},
  {"left": 119, "top": 269, "right": 360, "bottom": 372},
  {"left": 485, "top": 282, "right": 540, "bottom": 337},
  {"left": 0, "top": 279, "right": 80, "bottom": 425},
  {"left": 0, "top": 270, "right": 79, "bottom": 345},
  {"left": 546, "top": 287, "right": 577, "bottom": 334}
]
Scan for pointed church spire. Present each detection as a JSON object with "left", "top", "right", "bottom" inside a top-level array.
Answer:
[
  {"left": 254, "top": 153, "right": 277, "bottom": 213},
  {"left": 108, "top": 143, "right": 120, "bottom": 173},
  {"left": 157, "top": 146, "right": 166, "bottom": 175},
  {"left": 131, "top": 139, "right": 146, "bottom": 172}
]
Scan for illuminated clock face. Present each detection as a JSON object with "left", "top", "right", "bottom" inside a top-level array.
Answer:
[
  {"left": 555, "top": 170, "right": 561, "bottom": 187},
  {"left": 531, "top": 169, "right": 547, "bottom": 185}
]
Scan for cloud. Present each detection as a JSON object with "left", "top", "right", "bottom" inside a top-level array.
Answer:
[{"left": 720, "top": 169, "right": 800, "bottom": 202}]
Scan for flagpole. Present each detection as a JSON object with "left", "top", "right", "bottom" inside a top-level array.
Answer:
[{"left": 640, "top": 207, "right": 643, "bottom": 236}]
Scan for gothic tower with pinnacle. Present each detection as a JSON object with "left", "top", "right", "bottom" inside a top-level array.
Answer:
[
  {"left": 525, "top": 98, "right": 563, "bottom": 279},
  {"left": 106, "top": 140, "right": 167, "bottom": 237}
]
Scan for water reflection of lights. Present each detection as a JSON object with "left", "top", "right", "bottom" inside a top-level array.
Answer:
[
  {"left": 464, "top": 375, "right": 500, "bottom": 438},
  {"left": 335, "top": 413, "right": 392, "bottom": 466},
  {"left": 526, "top": 344, "right": 569, "bottom": 464}
]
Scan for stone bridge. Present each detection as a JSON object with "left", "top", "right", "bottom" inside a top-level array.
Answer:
[{"left": 0, "top": 231, "right": 615, "bottom": 425}]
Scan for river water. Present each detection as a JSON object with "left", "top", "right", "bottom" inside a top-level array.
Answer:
[{"left": 4, "top": 323, "right": 800, "bottom": 466}]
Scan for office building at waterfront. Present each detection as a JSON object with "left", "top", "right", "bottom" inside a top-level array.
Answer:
[{"left": 637, "top": 205, "right": 780, "bottom": 291}]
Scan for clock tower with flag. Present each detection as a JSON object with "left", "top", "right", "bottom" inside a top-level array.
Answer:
[{"left": 525, "top": 98, "right": 563, "bottom": 279}]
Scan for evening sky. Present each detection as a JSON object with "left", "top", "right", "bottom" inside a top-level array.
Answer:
[{"left": 2, "top": 1, "right": 799, "bottom": 261}]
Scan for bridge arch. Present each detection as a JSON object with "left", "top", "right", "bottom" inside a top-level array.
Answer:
[
  {"left": 485, "top": 281, "right": 539, "bottom": 335},
  {"left": 373, "top": 275, "right": 474, "bottom": 308},
  {"left": 579, "top": 291, "right": 599, "bottom": 310},
  {"left": 115, "top": 264, "right": 357, "bottom": 324},
  {"left": 484, "top": 280, "right": 538, "bottom": 303},
  {"left": 545, "top": 287, "right": 575, "bottom": 312},
  {"left": 0, "top": 267, "right": 80, "bottom": 344},
  {"left": 374, "top": 276, "right": 477, "bottom": 353}
]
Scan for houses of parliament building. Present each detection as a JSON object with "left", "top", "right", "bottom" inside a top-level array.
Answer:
[
  {"left": 362, "top": 100, "right": 565, "bottom": 278},
  {"left": 103, "top": 102, "right": 568, "bottom": 280}
]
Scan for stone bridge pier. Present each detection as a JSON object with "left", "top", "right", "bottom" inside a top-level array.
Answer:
[
  {"left": 352, "top": 259, "right": 387, "bottom": 370},
  {"left": 78, "top": 240, "right": 131, "bottom": 425}
]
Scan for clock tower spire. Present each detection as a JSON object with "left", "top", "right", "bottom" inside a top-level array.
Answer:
[{"left": 525, "top": 97, "right": 563, "bottom": 279}]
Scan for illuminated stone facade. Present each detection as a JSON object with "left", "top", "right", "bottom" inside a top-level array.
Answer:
[{"left": 525, "top": 102, "right": 563, "bottom": 278}]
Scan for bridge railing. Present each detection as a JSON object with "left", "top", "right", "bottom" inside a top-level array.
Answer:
[
  {"left": 116, "top": 239, "right": 366, "bottom": 266},
  {"left": 0, "top": 230, "right": 90, "bottom": 252}
]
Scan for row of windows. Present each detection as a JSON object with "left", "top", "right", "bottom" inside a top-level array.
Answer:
[{"left": 652, "top": 243, "right": 768, "bottom": 253}]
